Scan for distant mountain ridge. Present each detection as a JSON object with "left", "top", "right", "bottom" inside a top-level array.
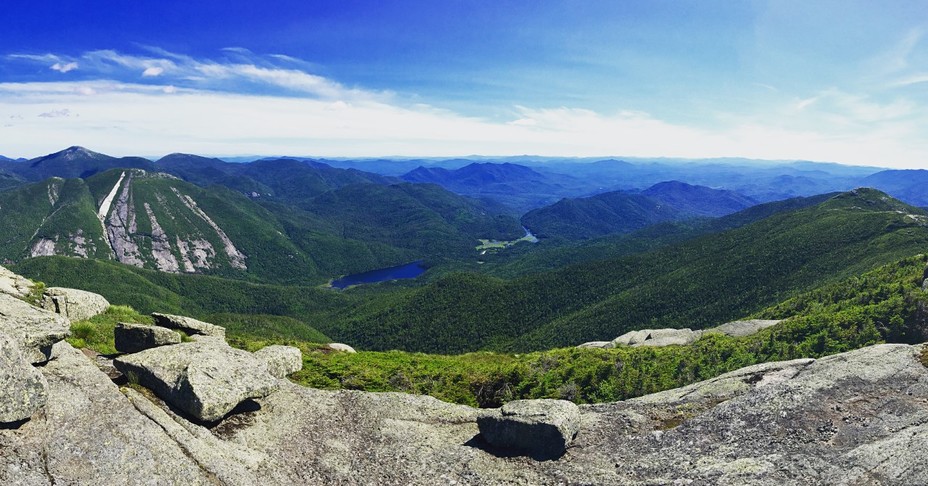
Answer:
[
  {"left": 401, "top": 162, "right": 592, "bottom": 212},
  {"left": 7, "top": 146, "right": 155, "bottom": 181},
  {"left": 522, "top": 181, "right": 757, "bottom": 239},
  {"left": 157, "top": 153, "right": 398, "bottom": 202},
  {"left": 640, "top": 180, "right": 757, "bottom": 217},
  {"left": 1, "top": 146, "right": 905, "bottom": 212},
  {"left": 861, "top": 169, "right": 928, "bottom": 207}
]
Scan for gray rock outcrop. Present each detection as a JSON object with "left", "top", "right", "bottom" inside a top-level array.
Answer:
[
  {"left": 576, "top": 340, "right": 614, "bottom": 349},
  {"left": 113, "top": 338, "right": 278, "bottom": 421},
  {"left": 327, "top": 342, "right": 357, "bottom": 353},
  {"left": 152, "top": 312, "right": 226, "bottom": 338},
  {"left": 477, "top": 399, "right": 581, "bottom": 459},
  {"left": 2, "top": 339, "right": 928, "bottom": 484},
  {"left": 605, "top": 320, "right": 785, "bottom": 349},
  {"left": 0, "top": 265, "right": 34, "bottom": 299},
  {"left": 0, "top": 342, "right": 210, "bottom": 484},
  {"left": 254, "top": 345, "right": 303, "bottom": 378},
  {"left": 0, "top": 333, "right": 48, "bottom": 424},
  {"left": 0, "top": 292, "right": 70, "bottom": 364},
  {"left": 707, "top": 319, "right": 782, "bottom": 337},
  {"left": 612, "top": 327, "right": 702, "bottom": 347},
  {"left": 114, "top": 322, "right": 181, "bottom": 353},
  {"left": 39, "top": 287, "right": 110, "bottom": 322}
]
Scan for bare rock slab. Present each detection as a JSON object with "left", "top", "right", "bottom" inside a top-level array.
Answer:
[
  {"left": 114, "top": 322, "right": 180, "bottom": 353},
  {"left": 0, "top": 333, "right": 47, "bottom": 424},
  {"left": 40, "top": 287, "right": 110, "bottom": 322},
  {"left": 708, "top": 319, "right": 782, "bottom": 337},
  {"left": 0, "top": 265, "right": 34, "bottom": 299},
  {"left": 0, "top": 293, "right": 70, "bottom": 364},
  {"left": 152, "top": 312, "right": 226, "bottom": 338},
  {"left": 0, "top": 341, "right": 210, "bottom": 485},
  {"left": 113, "top": 339, "right": 278, "bottom": 422},
  {"left": 576, "top": 341, "right": 614, "bottom": 349},
  {"left": 254, "top": 345, "right": 303, "bottom": 378},
  {"left": 477, "top": 399, "right": 581, "bottom": 459},
  {"left": 613, "top": 328, "right": 702, "bottom": 347},
  {"left": 326, "top": 342, "right": 356, "bottom": 353}
]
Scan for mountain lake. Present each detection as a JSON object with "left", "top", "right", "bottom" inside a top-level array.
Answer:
[{"left": 330, "top": 260, "right": 426, "bottom": 289}]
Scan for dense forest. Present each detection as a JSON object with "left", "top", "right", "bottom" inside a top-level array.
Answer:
[{"left": 6, "top": 147, "right": 928, "bottom": 409}]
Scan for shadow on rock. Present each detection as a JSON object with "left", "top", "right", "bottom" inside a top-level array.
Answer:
[
  {"left": 0, "top": 418, "right": 31, "bottom": 430},
  {"left": 464, "top": 433, "right": 567, "bottom": 461}
]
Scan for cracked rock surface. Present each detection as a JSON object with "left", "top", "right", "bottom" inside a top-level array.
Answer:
[
  {"left": 2, "top": 327, "right": 927, "bottom": 484},
  {"left": 0, "top": 333, "right": 47, "bottom": 424},
  {"left": 114, "top": 338, "right": 278, "bottom": 422},
  {"left": 0, "top": 293, "right": 70, "bottom": 364}
]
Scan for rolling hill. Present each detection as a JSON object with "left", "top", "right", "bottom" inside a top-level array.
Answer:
[{"left": 522, "top": 181, "right": 756, "bottom": 239}]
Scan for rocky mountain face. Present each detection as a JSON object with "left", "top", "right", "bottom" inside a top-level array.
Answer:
[
  {"left": 2, "top": 265, "right": 927, "bottom": 484},
  {"left": 96, "top": 170, "right": 248, "bottom": 273},
  {"left": 0, "top": 169, "right": 297, "bottom": 273}
]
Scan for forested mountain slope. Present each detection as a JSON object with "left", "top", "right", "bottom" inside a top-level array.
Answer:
[
  {"left": 321, "top": 189, "right": 928, "bottom": 353},
  {"left": 488, "top": 193, "right": 837, "bottom": 278},
  {"left": 13, "top": 189, "right": 928, "bottom": 361},
  {"left": 0, "top": 169, "right": 319, "bottom": 282},
  {"left": 521, "top": 181, "right": 756, "bottom": 240},
  {"left": 401, "top": 162, "right": 590, "bottom": 212}
]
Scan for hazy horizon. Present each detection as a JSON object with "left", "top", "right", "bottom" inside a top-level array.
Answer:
[{"left": 2, "top": 1, "right": 927, "bottom": 168}]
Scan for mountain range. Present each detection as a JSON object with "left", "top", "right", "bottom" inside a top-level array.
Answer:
[
  {"left": 7, "top": 143, "right": 928, "bottom": 476},
  {"left": 401, "top": 162, "right": 591, "bottom": 212},
  {"left": 0, "top": 148, "right": 525, "bottom": 283},
  {"left": 521, "top": 181, "right": 757, "bottom": 239}
]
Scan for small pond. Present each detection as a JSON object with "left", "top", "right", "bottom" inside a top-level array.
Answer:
[{"left": 330, "top": 260, "right": 426, "bottom": 289}]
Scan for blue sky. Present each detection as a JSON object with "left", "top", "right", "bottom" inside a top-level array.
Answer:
[{"left": 2, "top": 1, "right": 928, "bottom": 167}]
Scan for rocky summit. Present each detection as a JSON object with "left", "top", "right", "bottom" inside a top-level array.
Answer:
[{"left": 2, "top": 266, "right": 928, "bottom": 484}]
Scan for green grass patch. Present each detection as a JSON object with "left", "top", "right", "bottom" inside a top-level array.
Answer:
[
  {"left": 66, "top": 305, "right": 152, "bottom": 355},
  {"left": 23, "top": 280, "right": 45, "bottom": 307}
]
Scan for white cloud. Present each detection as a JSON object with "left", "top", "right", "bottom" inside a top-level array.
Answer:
[
  {"left": 10, "top": 48, "right": 386, "bottom": 102},
  {"left": 142, "top": 66, "right": 165, "bottom": 77},
  {"left": 0, "top": 80, "right": 926, "bottom": 167},
  {"left": 889, "top": 73, "right": 928, "bottom": 88},
  {"left": 3, "top": 48, "right": 928, "bottom": 167},
  {"left": 50, "top": 62, "right": 78, "bottom": 73}
]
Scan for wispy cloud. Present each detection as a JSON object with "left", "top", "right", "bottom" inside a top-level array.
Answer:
[
  {"left": 888, "top": 73, "right": 928, "bottom": 88},
  {"left": 50, "top": 62, "right": 78, "bottom": 73},
  {"left": 9, "top": 54, "right": 79, "bottom": 73},
  {"left": 8, "top": 48, "right": 384, "bottom": 101},
  {"left": 2, "top": 48, "right": 928, "bottom": 167}
]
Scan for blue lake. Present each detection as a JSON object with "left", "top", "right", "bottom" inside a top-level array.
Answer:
[{"left": 330, "top": 260, "right": 426, "bottom": 289}]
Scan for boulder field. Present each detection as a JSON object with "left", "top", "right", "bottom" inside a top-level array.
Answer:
[{"left": 2, "top": 266, "right": 928, "bottom": 484}]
